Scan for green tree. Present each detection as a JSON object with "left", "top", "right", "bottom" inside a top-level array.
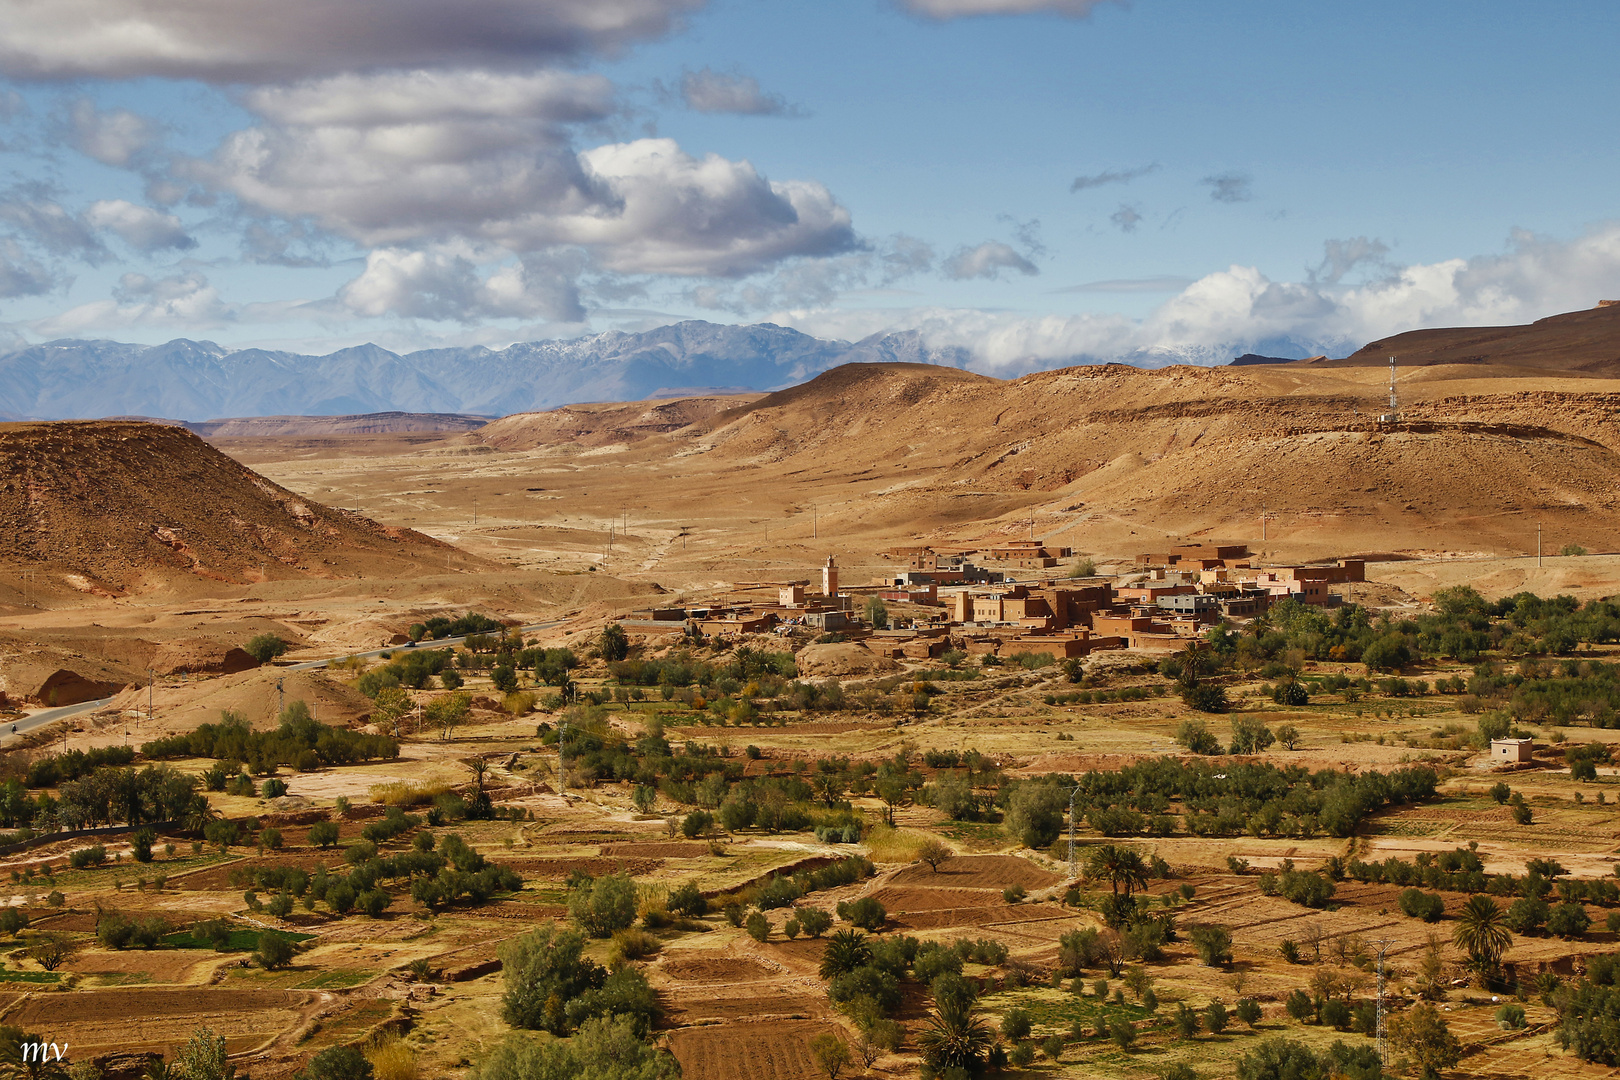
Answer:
[
  {"left": 297, "top": 1045, "right": 373, "bottom": 1080},
  {"left": 863, "top": 596, "right": 889, "bottom": 630},
  {"left": 809, "top": 1032, "right": 850, "bottom": 1080},
  {"left": 253, "top": 932, "right": 295, "bottom": 971},
  {"left": 568, "top": 872, "right": 639, "bottom": 938},
  {"left": 307, "top": 820, "right": 340, "bottom": 848},
  {"left": 245, "top": 634, "right": 288, "bottom": 664},
  {"left": 1452, "top": 894, "right": 1512, "bottom": 976},
  {"left": 1390, "top": 1003, "right": 1461, "bottom": 1080},
  {"left": 1230, "top": 716, "right": 1276, "bottom": 753},
  {"left": 600, "top": 623, "right": 630, "bottom": 662},
  {"left": 1004, "top": 779, "right": 1068, "bottom": 848},
  {"left": 173, "top": 1027, "right": 235, "bottom": 1080},
  {"left": 1175, "top": 718, "right": 1224, "bottom": 753},
  {"left": 471, "top": 1016, "right": 679, "bottom": 1080},
  {"left": 1236, "top": 1038, "right": 1323, "bottom": 1080},
  {"left": 818, "top": 929, "right": 872, "bottom": 979}
]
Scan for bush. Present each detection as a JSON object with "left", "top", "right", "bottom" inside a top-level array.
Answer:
[
  {"left": 1284, "top": 990, "right": 1313, "bottom": 1022},
  {"left": 568, "top": 872, "right": 639, "bottom": 938},
  {"left": 666, "top": 881, "right": 708, "bottom": 917},
  {"left": 611, "top": 928, "right": 663, "bottom": 962},
  {"left": 1320, "top": 998, "right": 1350, "bottom": 1030},
  {"left": 1206, "top": 1000, "right": 1229, "bottom": 1035},
  {"left": 798, "top": 908, "right": 834, "bottom": 938},
  {"left": 1189, "top": 924, "right": 1233, "bottom": 967},
  {"left": 1236, "top": 998, "right": 1262, "bottom": 1028},
  {"left": 1548, "top": 900, "right": 1591, "bottom": 939},
  {"left": 1496, "top": 1002, "right": 1527, "bottom": 1030},
  {"left": 131, "top": 827, "right": 156, "bottom": 863},
  {"left": 253, "top": 932, "right": 296, "bottom": 970},
  {"left": 360, "top": 889, "right": 391, "bottom": 917},
  {"left": 261, "top": 827, "right": 284, "bottom": 850},
  {"left": 1399, "top": 888, "right": 1446, "bottom": 922},
  {"left": 308, "top": 821, "right": 340, "bottom": 848},
  {"left": 245, "top": 634, "right": 289, "bottom": 664},
  {"left": 70, "top": 844, "right": 108, "bottom": 869},
  {"left": 839, "top": 896, "right": 887, "bottom": 931},
  {"left": 745, "top": 910, "right": 770, "bottom": 942},
  {"left": 1001, "top": 1008, "right": 1032, "bottom": 1041}
]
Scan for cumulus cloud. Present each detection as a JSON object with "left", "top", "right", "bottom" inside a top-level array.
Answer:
[
  {"left": 0, "top": 193, "right": 109, "bottom": 263},
  {"left": 0, "top": 239, "right": 58, "bottom": 298},
  {"left": 185, "top": 69, "right": 854, "bottom": 282},
  {"left": 774, "top": 221, "right": 1620, "bottom": 373},
  {"left": 1202, "top": 171, "right": 1253, "bottom": 203},
  {"left": 1070, "top": 163, "right": 1157, "bottom": 192},
  {"left": 67, "top": 99, "right": 155, "bottom": 166},
  {"left": 943, "top": 240, "right": 1038, "bottom": 280},
  {"left": 900, "top": 0, "right": 1120, "bottom": 19},
  {"left": 1109, "top": 204, "right": 1142, "bottom": 232},
  {"left": 83, "top": 199, "right": 195, "bottom": 252},
  {"left": 338, "top": 247, "right": 585, "bottom": 322},
  {"left": 678, "top": 68, "right": 799, "bottom": 116},
  {"left": 29, "top": 271, "right": 235, "bottom": 337},
  {"left": 0, "top": 0, "right": 705, "bottom": 83}
]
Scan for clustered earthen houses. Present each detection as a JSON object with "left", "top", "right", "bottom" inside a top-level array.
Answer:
[{"left": 622, "top": 542, "right": 1367, "bottom": 660}]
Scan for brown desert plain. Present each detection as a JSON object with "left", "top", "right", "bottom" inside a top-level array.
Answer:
[{"left": 7, "top": 307, "right": 1620, "bottom": 1079}]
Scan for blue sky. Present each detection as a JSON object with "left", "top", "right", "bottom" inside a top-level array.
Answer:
[{"left": 2, "top": 0, "right": 1620, "bottom": 370}]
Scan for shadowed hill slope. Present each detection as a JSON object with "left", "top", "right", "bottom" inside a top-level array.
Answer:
[
  {"left": 0, "top": 421, "right": 482, "bottom": 594},
  {"left": 1334, "top": 303, "right": 1620, "bottom": 375}
]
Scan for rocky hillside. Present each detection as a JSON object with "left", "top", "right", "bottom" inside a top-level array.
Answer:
[{"left": 0, "top": 421, "right": 480, "bottom": 593}]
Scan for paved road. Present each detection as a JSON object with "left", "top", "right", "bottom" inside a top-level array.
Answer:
[
  {"left": 284, "top": 619, "right": 565, "bottom": 670},
  {"left": 1, "top": 696, "right": 116, "bottom": 746}
]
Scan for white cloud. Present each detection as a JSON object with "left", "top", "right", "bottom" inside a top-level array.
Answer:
[
  {"left": 67, "top": 99, "right": 155, "bottom": 166},
  {"left": 244, "top": 69, "right": 616, "bottom": 128},
  {"left": 187, "top": 70, "right": 854, "bottom": 280},
  {"left": 0, "top": 0, "right": 705, "bottom": 83},
  {"left": 679, "top": 68, "right": 798, "bottom": 116},
  {"left": 942, "top": 240, "right": 1038, "bottom": 280},
  {"left": 0, "top": 194, "right": 108, "bottom": 262},
  {"left": 30, "top": 271, "right": 235, "bottom": 336},
  {"left": 84, "top": 199, "right": 195, "bottom": 252},
  {"left": 338, "top": 247, "right": 584, "bottom": 322},
  {"left": 900, "top": 0, "right": 1119, "bottom": 18},
  {"left": 774, "top": 221, "right": 1620, "bottom": 372}
]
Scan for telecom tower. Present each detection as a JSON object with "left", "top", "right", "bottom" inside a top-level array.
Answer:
[
  {"left": 1374, "top": 938, "right": 1393, "bottom": 1065},
  {"left": 1378, "top": 355, "right": 1400, "bottom": 424}
]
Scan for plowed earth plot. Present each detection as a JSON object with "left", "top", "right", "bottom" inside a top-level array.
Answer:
[{"left": 668, "top": 1019, "right": 842, "bottom": 1080}]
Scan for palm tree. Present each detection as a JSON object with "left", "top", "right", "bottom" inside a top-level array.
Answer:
[
  {"left": 818, "top": 929, "right": 871, "bottom": 980},
  {"left": 918, "top": 999, "right": 993, "bottom": 1074},
  {"left": 1086, "top": 844, "right": 1149, "bottom": 897},
  {"left": 1453, "top": 894, "right": 1512, "bottom": 974}
]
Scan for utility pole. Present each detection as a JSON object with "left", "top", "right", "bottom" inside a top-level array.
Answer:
[
  {"left": 276, "top": 678, "right": 285, "bottom": 719},
  {"left": 1374, "top": 938, "right": 1394, "bottom": 1066},
  {"left": 813, "top": 505, "right": 818, "bottom": 540},
  {"left": 147, "top": 669, "right": 154, "bottom": 730},
  {"left": 1068, "top": 785, "right": 1082, "bottom": 879},
  {"left": 1538, "top": 522, "right": 1543, "bottom": 567}
]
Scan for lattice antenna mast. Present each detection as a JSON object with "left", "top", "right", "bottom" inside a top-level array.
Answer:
[
  {"left": 1068, "top": 785, "right": 1082, "bottom": 879},
  {"left": 1389, "top": 356, "right": 1397, "bottom": 414},
  {"left": 1374, "top": 938, "right": 1393, "bottom": 1065}
]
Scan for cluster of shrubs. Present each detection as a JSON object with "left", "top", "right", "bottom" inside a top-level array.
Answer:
[
  {"left": 1044, "top": 686, "right": 1161, "bottom": 706},
  {"left": 1068, "top": 758, "right": 1438, "bottom": 840},
  {"left": 744, "top": 856, "right": 875, "bottom": 911},
  {"left": 1257, "top": 862, "right": 1337, "bottom": 908},
  {"left": 409, "top": 612, "right": 504, "bottom": 642},
  {"left": 143, "top": 703, "right": 397, "bottom": 773},
  {"left": 21, "top": 745, "right": 136, "bottom": 788}
]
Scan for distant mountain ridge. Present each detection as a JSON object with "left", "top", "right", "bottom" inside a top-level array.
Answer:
[{"left": 0, "top": 321, "right": 973, "bottom": 421}]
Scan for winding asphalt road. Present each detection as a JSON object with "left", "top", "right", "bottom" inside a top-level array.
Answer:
[{"left": 1, "top": 619, "right": 568, "bottom": 747}]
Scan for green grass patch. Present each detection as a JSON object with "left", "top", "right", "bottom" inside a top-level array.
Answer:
[
  {"left": 0, "top": 965, "right": 61, "bottom": 984},
  {"left": 294, "top": 969, "right": 376, "bottom": 990}
]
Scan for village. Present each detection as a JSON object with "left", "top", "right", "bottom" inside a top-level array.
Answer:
[{"left": 620, "top": 541, "right": 1367, "bottom": 662}]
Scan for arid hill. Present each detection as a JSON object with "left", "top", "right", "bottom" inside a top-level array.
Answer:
[
  {"left": 186, "top": 411, "right": 492, "bottom": 437},
  {"left": 473, "top": 394, "right": 759, "bottom": 450},
  {"left": 1334, "top": 301, "right": 1620, "bottom": 375},
  {"left": 0, "top": 420, "right": 483, "bottom": 595}
]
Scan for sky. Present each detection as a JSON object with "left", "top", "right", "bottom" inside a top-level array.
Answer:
[{"left": 3, "top": 0, "right": 1620, "bottom": 372}]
